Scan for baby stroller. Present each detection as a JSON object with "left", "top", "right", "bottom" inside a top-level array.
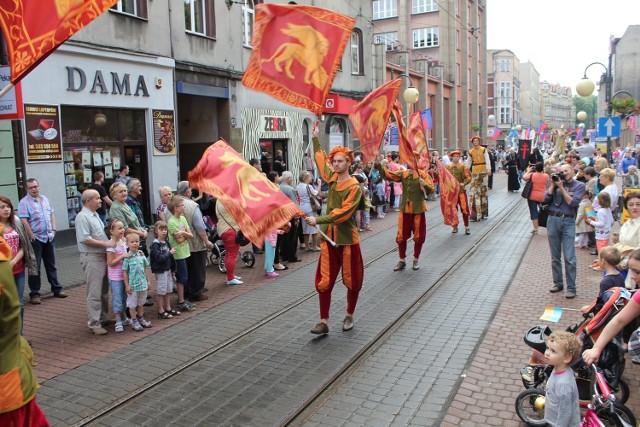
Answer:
[
  {"left": 206, "top": 222, "right": 255, "bottom": 274},
  {"left": 515, "top": 287, "right": 636, "bottom": 426}
]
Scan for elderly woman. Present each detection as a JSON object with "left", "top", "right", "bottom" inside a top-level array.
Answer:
[
  {"left": 592, "top": 167, "right": 619, "bottom": 215},
  {"left": 109, "top": 182, "right": 148, "bottom": 247},
  {"left": 156, "top": 186, "right": 173, "bottom": 222},
  {"left": 623, "top": 165, "right": 640, "bottom": 189},
  {"left": 296, "top": 171, "right": 321, "bottom": 251}
]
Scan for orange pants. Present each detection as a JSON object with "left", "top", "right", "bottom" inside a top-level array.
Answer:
[
  {"left": 397, "top": 212, "right": 426, "bottom": 259},
  {"left": 452, "top": 191, "right": 470, "bottom": 227},
  {"left": 315, "top": 240, "right": 363, "bottom": 319}
]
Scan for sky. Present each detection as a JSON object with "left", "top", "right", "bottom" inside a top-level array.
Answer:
[{"left": 487, "top": 0, "right": 640, "bottom": 92}]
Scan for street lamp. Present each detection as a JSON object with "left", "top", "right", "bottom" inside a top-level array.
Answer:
[
  {"left": 577, "top": 61, "right": 613, "bottom": 161},
  {"left": 577, "top": 111, "right": 587, "bottom": 121},
  {"left": 396, "top": 74, "right": 420, "bottom": 104}
]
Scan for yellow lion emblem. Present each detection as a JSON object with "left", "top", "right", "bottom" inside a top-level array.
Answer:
[{"left": 263, "top": 23, "right": 330, "bottom": 89}]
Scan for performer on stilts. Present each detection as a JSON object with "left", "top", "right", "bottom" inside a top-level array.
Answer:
[
  {"left": 446, "top": 150, "right": 472, "bottom": 235},
  {"left": 376, "top": 153, "right": 435, "bottom": 272},
  {"left": 305, "top": 127, "right": 363, "bottom": 335},
  {"left": 465, "top": 136, "right": 492, "bottom": 221}
]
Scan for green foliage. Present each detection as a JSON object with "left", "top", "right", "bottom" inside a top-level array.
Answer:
[
  {"left": 610, "top": 97, "right": 637, "bottom": 117},
  {"left": 470, "top": 122, "right": 480, "bottom": 131},
  {"left": 573, "top": 95, "right": 597, "bottom": 128}
]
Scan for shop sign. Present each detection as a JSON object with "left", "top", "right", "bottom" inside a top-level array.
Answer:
[
  {"left": 152, "top": 110, "right": 176, "bottom": 155},
  {"left": 260, "top": 115, "right": 288, "bottom": 132},
  {"left": 0, "top": 66, "right": 23, "bottom": 119},
  {"left": 24, "top": 104, "right": 62, "bottom": 162},
  {"left": 66, "top": 66, "right": 150, "bottom": 97}
]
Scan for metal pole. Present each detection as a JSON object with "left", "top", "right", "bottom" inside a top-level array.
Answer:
[{"left": 605, "top": 52, "right": 613, "bottom": 164}]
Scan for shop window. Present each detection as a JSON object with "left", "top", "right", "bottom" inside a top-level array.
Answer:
[
  {"left": 61, "top": 107, "right": 146, "bottom": 228},
  {"left": 185, "top": 0, "right": 216, "bottom": 38},
  {"left": 328, "top": 117, "right": 346, "bottom": 149},
  {"left": 110, "top": 0, "right": 148, "bottom": 19}
]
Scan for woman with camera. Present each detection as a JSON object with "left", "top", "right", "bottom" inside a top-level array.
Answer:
[{"left": 522, "top": 162, "right": 549, "bottom": 235}]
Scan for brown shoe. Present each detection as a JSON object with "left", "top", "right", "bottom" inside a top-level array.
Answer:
[
  {"left": 310, "top": 322, "right": 329, "bottom": 335},
  {"left": 342, "top": 316, "right": 354, "bottom": 331},
  {"left": 412, "top": 260, "right": 420, "bottom": 270},
  {"left": 191, "top": 294, "right": 209, "bottom": 301},
  {"left": 393, "top": 260, "right": 406, "bottom": 271},
  {"left": 53, "top": 291, "right": 68, "bottom": 298},
  {"left": 30, "top": 296, "right": 41, "bottom": 305}
]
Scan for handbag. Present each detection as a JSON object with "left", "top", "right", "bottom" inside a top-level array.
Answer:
[
  {"left": 307, "top": 185, "right": 322, "bottom": 212},
  {"left": 235, "top": 230, "right": 250, "bottom": 246},
  {"left": 521, "top": 178, "right": 533, "bottom": 199},
  {"left": 538, "top": 203, "right": 550, "bottom": 228},
  {"left": 219, "top": 208, "right": 250, "bottom": 246}
]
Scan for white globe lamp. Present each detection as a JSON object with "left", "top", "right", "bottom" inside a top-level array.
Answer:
[{"left": 576, "top": 78, "right": 596, "bottom": 97}]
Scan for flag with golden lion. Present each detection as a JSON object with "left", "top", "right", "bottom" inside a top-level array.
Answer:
[{"left": 242, "top": 4, "right": 355, "bottom": 116}]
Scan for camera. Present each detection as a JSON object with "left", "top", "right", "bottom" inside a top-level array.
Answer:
[{"left": 551, "top": 173, "right": 564, "bottom": 182}]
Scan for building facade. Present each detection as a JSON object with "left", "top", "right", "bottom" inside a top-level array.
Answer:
[
  {"left": 0, "top": 0, "right": 374, "bottom": 243},
  {"left": 371, "top": 0, "right": 487, "bottom": 152},
  {"left": 611, "top": 25, "right": 640, "bottom": 147},
  {"left": 487, "top": 49, "right": 520, "bottom": 148},
  {"left": 540, "top": 81, "right": 575, "bottom": 130},
  {"left": 519, "top": 62, "right": 541, "bottom": 130}
]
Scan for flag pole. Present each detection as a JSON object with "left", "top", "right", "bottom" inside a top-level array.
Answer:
[{"left": 0, "top": 83, "right": 14, "bottom": 99}]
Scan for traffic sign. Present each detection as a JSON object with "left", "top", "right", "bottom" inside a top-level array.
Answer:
[{"left": 598, "top": 116, "right": 621, "bottom": 138}]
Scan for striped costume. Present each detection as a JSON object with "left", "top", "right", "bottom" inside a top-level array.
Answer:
[
  {"left": 313, "top": 138, "right": 363, "bottom": 319},
  {"left": 465, "top": 144, "right": 491, "bottom": 220}
]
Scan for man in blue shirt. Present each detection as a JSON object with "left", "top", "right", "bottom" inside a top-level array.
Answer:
[
  {"left": 18, "top": 178, "right": 67, "bottom": 304},
  {"left": 545, "top": 164, "right": 586, "bottom": 299}
]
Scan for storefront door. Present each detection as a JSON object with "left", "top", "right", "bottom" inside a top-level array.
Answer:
[{"left": 259, "top": 139, "right": 288, "bottom": 174}]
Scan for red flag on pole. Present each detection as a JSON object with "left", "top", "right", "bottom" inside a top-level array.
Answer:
[
  {"left": 349, "top": 79, "right": 402, "bottom": 163},
  {"left": 242, "top": 4, "right": 355, "bottom": 116},
  {"left": 491, "top": 128, "right": 502, "bottom": 141},
  {"left": 391, "top": 100, "right": 418, "bottom": 170},
  {"left": 0, "top": 0, "right": 118, "bottom": 86},
  {"left": 188, "top": 140, "right": 304, "bottom": 247},
  {"left": 437, "top": 160, "right": 460, "bottom": 226},
  {"left": 408, "top": 112, "right": 430, "bottom": 170}
]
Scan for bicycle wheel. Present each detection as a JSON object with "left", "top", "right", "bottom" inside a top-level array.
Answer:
[
  {"left": 242, "top": 251, "right": 255, "bottom": 267},
  {"left": 613, "top": 377, "right": 630, "bottom": 405},
  {"left": 514, "top": 389, "right": 548, "bottom": 427},
  {"left": 218, "top": 255, "right": 226, "bottom": 273},
  {"left": 594, "top": 403, "right": 636, "bottom": 427}
]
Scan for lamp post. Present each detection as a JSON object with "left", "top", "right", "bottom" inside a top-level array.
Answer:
[{"left": 576, "top": 60, "right": 612, "bottom": 162}]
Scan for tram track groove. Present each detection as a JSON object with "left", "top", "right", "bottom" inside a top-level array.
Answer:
[{"left": 77, "top": 180, "right": 517, "bottom": 426}]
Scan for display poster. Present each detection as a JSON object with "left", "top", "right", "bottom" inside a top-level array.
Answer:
[
  {"left": 24, "top": 104, "right": 62, "bottom": 162},
  {"left": 152, "top": 110, "right": 176, "bottom": 155}
]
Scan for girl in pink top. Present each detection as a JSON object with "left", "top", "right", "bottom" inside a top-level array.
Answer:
[{"left": 106, "top": 219, "right": 131, "bottom": 333}]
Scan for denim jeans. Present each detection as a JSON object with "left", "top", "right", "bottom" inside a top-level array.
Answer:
[
  {"left": 28, "top": 238, "right": 63, "bottom": 297},
  {"left": 547, "top": 216, "right": 577, "bottom": 292}
]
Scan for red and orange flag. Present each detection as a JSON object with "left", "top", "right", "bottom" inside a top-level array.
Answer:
[
  {"left": 349, "top": 79, "right": 402, "bottom": 163},
  {"left": 242, "top": 4, "right": 354, "bottom": 116},
  {"left": 437, "top": 160, "right": 461, "bottom": 226},
  {"left": 188, "top": 140, "right": 304, "bottom": 247},
  {"left": 408, "top": 112, "right": 430, "bottom": 170},
  {"left": 0, "top": 0, "right": 118, "bottom": 85},
  {"left": 391, "top": 99, "right": 419, "bottom": 170}
]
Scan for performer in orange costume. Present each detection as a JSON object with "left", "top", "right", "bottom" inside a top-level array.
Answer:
[
  {"left": 305, "top": 128, "right": 362, "bottom": 335},
  {"left": 377, "top": 154, "right": 435, "bottom": 271},
  {"left": 446, "top": 150, "right": 472, "bottom": 235},
  {"left": 465, "top": 136, "right": 492, "bottom": 221}
]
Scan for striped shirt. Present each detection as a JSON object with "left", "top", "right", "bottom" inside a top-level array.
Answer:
[{"left": 18, "top": 194, "right": 54, "bottom": 243}]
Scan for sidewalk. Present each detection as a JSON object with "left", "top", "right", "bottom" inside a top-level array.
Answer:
[
  {"left": 442, "top": 221, "right": 640, "bottom": 426},
  {"left": 23, "top": 199, "right": 403, "bottom": 382}
]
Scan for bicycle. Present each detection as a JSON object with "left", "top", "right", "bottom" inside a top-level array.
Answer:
[{"left": 515, "top": 364, "right": 636, "bottom": 427}]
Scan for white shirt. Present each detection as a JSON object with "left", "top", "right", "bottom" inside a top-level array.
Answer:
[{"left": 592, "top": 183, "right": 619, "bottom": 212}]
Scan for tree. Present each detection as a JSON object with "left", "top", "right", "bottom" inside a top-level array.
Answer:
[{"left": 573, "top": 95, "right": 597, "bottom": 129}]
